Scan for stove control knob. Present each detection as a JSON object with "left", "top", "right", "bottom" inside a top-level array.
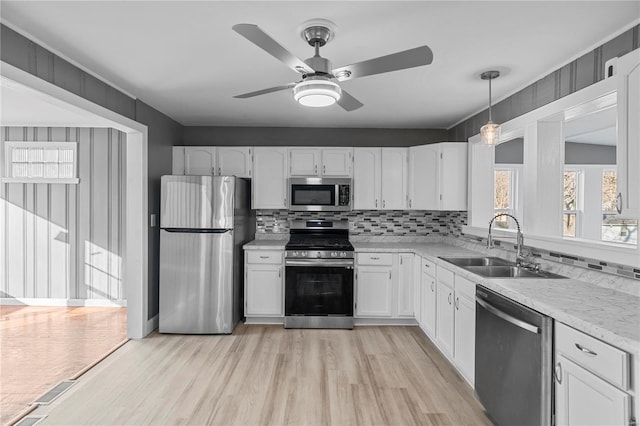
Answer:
[
  {"left": 340, "top": 252, "right": 347, "bottom": 257},
  {"left": 331, "top": 252, "right": 338, "bottom": 257},
  {"left": 293, "top": 251, "right": 299, "bottom": 257},
  {"left": 316, "top": 251, "right": 321, "bottom": 258}
]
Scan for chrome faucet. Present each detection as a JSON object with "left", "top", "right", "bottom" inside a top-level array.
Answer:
[{"left": 488, "top": 213, "right": 526, "bottom": 267}]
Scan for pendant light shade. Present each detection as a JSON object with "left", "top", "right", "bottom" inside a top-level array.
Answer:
[{"left": 480, "top": 70, "right": 501, "bottom": 146}]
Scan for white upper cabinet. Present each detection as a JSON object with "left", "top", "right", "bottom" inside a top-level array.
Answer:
[
  {"left": 322, "top": 148, "right": 352, "bottom": 176},
  {"left": 381, "top": 148, "right": 408, "bottom": 210},
  {"left": 353, "top": 147, "right": 407, "bottom": 210},
  {"left": 217, "top": 147, "right": 252, "bottom": 178},
  {"left": 173, "top": 146, "right": 253, "bottom": 178},
  {"left": 184, "top": 147, "right": 217, "bottom": 175},
  {"left": 408, "top": 143, "right": 468, "bottom": 211},
  {"left": 252, "top": 147, "right": 288, "bottom": 209},
  {"left": 289, "top": 148, "right": 320, "bottom": 176},
  {"left": 289, "top": 147, "right": 353, "bottom": 176},
  {"left": 353, "top": 148, "right": 381, "bottom": 209},
  {"left": 409, "top": 144, "right": 439, "bottom": 209},
  {"left": 616, "top": 49, "right": 640, "bottom": 219}
]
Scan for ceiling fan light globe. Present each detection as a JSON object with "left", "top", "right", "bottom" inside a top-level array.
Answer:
[
  {"left": 480, "top": 121, "right": 501, "bottom": 146},
  {"left": 293, "top": 79, "right": 341, "bottom": 108}
]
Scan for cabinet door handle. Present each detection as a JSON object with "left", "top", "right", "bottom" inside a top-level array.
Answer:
[
  {"left": 383, "top": 200, "right": 386, "bottom": 208},
  {"left": 431, "top": 281, "right": 434, "bottom": 291},
  {"left": 323, "top": 165, "right": 326, "bottom": 174},
  {"left": 424, "top": 264, "right": 430, "bottom": 268},
  {"left": 211, "top": 167, "right": 215, "bottom": 175},
  {"left": 370, "top": 256, "right": 380, "bottom": 260},
  {"left": 409, "top": 199, "right": 412, "bottom": 208},
  {"left": 259, "top": 256, "right": 269, "bottom": 259},
  {"left": 575, "top": 343, "right": 598, "bottom": 356},
  {"left": 447, "top": 292, "right": 451, "bottom": 304},
  {"left": 375, "top": 199, "right": 378, "bottom": 208},
  {"left": 315, "top": 164, "right": 318, "bottom": 174},
  {"left": 616, "top": 192, "right": 622, "bottom": 214},
  {"left": 218, "top": 167, "right": 221, "bottom": 175},
  {"left": 554, "top": 362, "right": 562, "bottom": 384},
  {"left": 284, "top": 197, "right": 287, "bottom": 206},
  {"left": 279, "top": 267, "right": 281, "bottom": 278},
  {"left": 389, "top": 271, "right": 392, "bottom": 280},
  {"left": 455, "top": 296, "right": 459, "bottom": 310}
]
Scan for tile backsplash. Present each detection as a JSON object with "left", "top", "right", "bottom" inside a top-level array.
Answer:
[{"left": 256, "top": 210, "right": 467, "bottom": 236}]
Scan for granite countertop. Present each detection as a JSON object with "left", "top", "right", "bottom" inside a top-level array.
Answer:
[
  {"left": 243, "top": 240, "right": 287, "bottom": 250},
  {"left": 244, "top": 239, "right": 640, "bottom": 355},
  {"left": 356, "top": 242, "right": 640, "bottom": 355}
]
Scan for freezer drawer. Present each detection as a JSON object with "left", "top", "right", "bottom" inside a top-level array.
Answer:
[{"left": 159, "top": 229, "right": 235, "bottom": 334}]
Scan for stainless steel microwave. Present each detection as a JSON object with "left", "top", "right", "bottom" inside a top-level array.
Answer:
[{"left": 289, "top": 177, "right": 352, "bottom": 211}]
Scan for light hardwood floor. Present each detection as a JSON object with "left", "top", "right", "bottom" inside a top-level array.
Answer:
[
  {"left": 0, "top": 306, "right": 127, "bottom": 425},
  {"left": 35, "top": 324, "right": 490, "bottom": 425}
]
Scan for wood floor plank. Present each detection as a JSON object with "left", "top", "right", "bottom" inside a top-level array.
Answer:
[
  {"left": 34, "top": 324, "right": 490, "bottom": 425},
  {"left": 0, "top": 306, "right": 126, "bottom": 425}
]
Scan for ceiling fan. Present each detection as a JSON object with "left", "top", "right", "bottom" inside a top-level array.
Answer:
[{"left": 232, "top": 19, "right": 434, "bottom": 111}]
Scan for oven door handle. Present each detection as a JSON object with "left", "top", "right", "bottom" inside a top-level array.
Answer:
[
  {"left": 476, "top": 297, "right": 540, "bottom": 334},
  {"left": 285, "top": 259, "right": 354, "bottom": 267}
]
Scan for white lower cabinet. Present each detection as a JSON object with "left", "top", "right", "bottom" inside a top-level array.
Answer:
[
  {"left": 435, "top": 279, "right": 454, "bottom": 358},
  {"left": 396, "top": 253, "right": 414, "bottom": 317},
  {"left": 244, "top": 250, "right": 284, "bottom": 317},
  {"left": 555, "top": 322, "right": 632, "bottom": 426},
  {"left": 419, "top": 259, "right": 437, "bottom": 337},
  {"left": 555, "top": 354, "right": 630, "bottom": 426},
  {"left": 355, "top": 265, "right": 393, "bottom": 317},
  {"left": 453, "top": 275, "right": 475, "bottom": 384}
]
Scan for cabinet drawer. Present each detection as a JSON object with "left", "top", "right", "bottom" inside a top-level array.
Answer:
[
  {"left": 438, "top": 267, "right": 455, "bottom": 287},
  {"left": 422, "top": 258, "right": 436, "bottom": 277},
  {"left": 455, "top": 275, "right": 476, "bottom": 299},
  {"left": 246, "top": 250, "right": 283, "bottom": 264},
  {"left": 357, "top": 252, "right": 393, "bottom": 266},
  {"left": 556, "top": 322, "right": 629, "bottom": 390}
]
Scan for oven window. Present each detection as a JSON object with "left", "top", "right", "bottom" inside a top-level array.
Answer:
[
  {"left": 291, "top": 185, "right": 335, "bottom": 206},
  {"left": 285, "top": 266, "right": 353, "bottom": 316}
]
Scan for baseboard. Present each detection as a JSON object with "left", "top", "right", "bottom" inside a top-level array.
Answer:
[
  {"left": 0, "top": 298, "right": 127, "bottom": 307},
  {"left": 354, "top": 318, "right": 419, "bottom": 326},
  {"left": 144, "top": 314, "right": 159, "bottom": 335},
  {"left": 244, "top": 317, "right": 285, "bottom": 325}
]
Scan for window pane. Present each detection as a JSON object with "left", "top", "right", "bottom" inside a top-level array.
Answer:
[
  {"left": 602, "top": 215, "right": 638, "bottom": 245},
  {"left": 602, "top": 171, "right": 617, "bottom": 212},
  {"left": 564, "top": 171, "right": 577, "bottom": 211},
  {"left": 563, "top": 213, "right": 577, "bottom": 237},
  {"left": 494, "top": 170, "right": 511, "bottom": 210}
]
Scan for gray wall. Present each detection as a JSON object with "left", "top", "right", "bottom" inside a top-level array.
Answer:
[
  {"left": 448, "top": 24, "right": 640, "bottom": 141},
  {"left": 135, "top": 101, "right": 183, "bottom": 318},
  {"left": 1, "top": 24, "right": 184, "bottom": 318},
  {"left": 183, "top": 126, "right": 449, "bottom": 147},
  {"left": 495, "top": 138, "right": 524, "bottom": 164},
  {"left": 565, "top": 142, "right": 616, "bottom": 165},
  {"left": 1, "top": 127, "right": 125, "bottom": 301}
]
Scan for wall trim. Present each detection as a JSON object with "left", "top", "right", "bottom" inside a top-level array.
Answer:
[
  {"left": 145, "top": 314, "right": 158, "bottom": 335},
  {"left": 0, "top": 298, "right": 126, "bottom": 307}
]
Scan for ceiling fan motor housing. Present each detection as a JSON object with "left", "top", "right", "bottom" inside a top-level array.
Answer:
[{"left": 304, "top": 56, "right": 332, "bottom": 75}]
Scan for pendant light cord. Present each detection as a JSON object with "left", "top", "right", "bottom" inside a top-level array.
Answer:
[{"left": 488, "top": 77, "right": 493, "bottom": 122}]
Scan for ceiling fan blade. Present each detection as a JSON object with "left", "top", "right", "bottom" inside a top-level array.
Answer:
[
  {"left": 233, "top": 83, "right": 297, "bottom": 99},
  {"left": 233, "top": 24, "right": 314, "bottom": 74},
  {"left": 332, "top": 46, "right": 433, "bottom": 82},
  {"left": 337, "top": 89, "right": 364, "bottom": 112}
]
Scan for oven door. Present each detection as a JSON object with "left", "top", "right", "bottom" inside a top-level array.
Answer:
[{"left": 285, "top": 259, "right": 354, "bottom": 319}]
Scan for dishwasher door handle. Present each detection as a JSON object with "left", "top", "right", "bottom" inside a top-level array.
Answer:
[{"left": 476, "top": 297, "right": 540, "bottom": 334}]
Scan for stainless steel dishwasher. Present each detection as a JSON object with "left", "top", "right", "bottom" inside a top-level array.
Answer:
[{"left": 475, "top": 286, "right": 553, "bottom": 426}]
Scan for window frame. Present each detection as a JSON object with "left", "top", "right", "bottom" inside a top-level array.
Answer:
[{"left": 2, "top": 141, "right": 79, "bottom": 184}]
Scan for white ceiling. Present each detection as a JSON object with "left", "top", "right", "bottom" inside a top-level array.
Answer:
[{"left": 1, "top": 1, "right": 639, "bottom": 129}]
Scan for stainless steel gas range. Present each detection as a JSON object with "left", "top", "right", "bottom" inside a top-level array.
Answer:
[{"left": 284, "top": 220, "right": 354, "bottom": 329}]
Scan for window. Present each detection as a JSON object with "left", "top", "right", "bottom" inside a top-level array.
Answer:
[
  {"left": 563, "top": 170, "right": 580, "bottom": 237},
  {"left": 602, "top": 170, "right": 638, "bottom": 244},
  {"left": 3, "top": 142, "right": 79, "bottom": 184},
  {"left": 494, "top": 168, "right": 518, "bottom": 229}
]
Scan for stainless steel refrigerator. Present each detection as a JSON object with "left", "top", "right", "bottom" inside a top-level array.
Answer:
[{"left": 159, "top": 175, "right": 255, "bottom": 334}]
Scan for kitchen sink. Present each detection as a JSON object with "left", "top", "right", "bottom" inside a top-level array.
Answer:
[
  {"left": 439, "top": 257, "right": 566, "bottom": 279},
  {"left": 439, "top": 256, "right": 513, "bottom": 267}
]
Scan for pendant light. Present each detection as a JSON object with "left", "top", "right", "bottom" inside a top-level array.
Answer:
[{"left": 480, "top": 70, "right": 501, "bottom": 146}]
